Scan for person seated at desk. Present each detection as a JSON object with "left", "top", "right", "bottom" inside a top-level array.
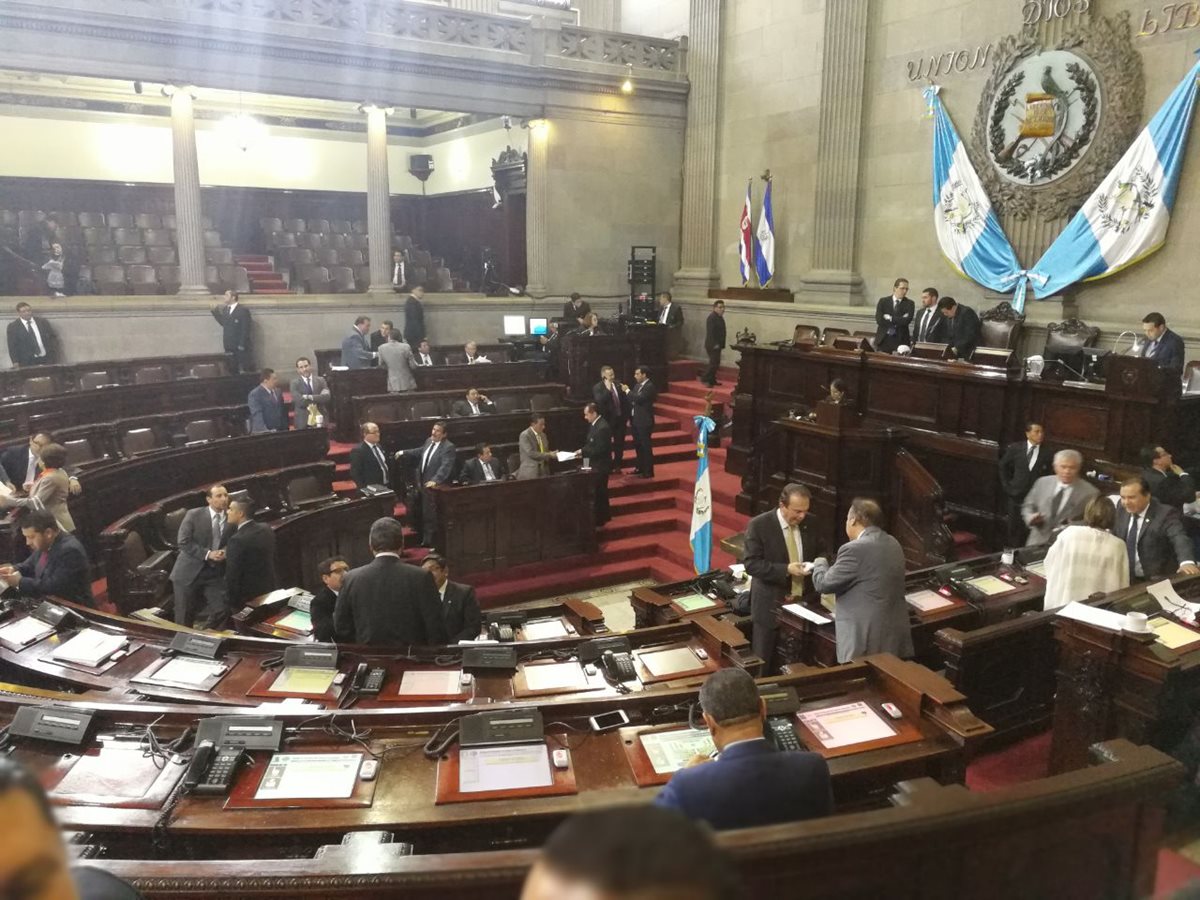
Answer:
[
  {"left": 653, "top": 668, "right": 833, "bottom": 830},
  {"left": 562, "top": 291, "right": 591, "bottom": 327},
  {"left": 334, "top": 517, "right": 447, "bottom": 645},
  {"left": 461, "top": 442, "right": 508, "bottom": 484},
  {"left": 577, "top": 311, "right": 604, "bottom": 336},
  {"left": 457, "top": 340, "right": 492, "bottom": 365},
  {"left": 1022, "top": 449, "right": 1099, "bottom": 546},
  {"left": 451, "top": 387, "right": 496, "bottom": 418},
  {"left": 369, "top": 319, "right": 396, "bottom": 353},
  {"left": 1139, "top": 312, "right": 1185, "bottom": 376},
  {"left": 341, "top": 315, "right": 379, "bottom": 369},
  {"left": 936, "top": 296, "right": 980, "bottom": 361},
  {"left": 310, "top": 555, "right": 348, "bottom": 643},
  {"left": 349, "top": 422, "right": 392, "bottom": 490},
  {"left": 1042, "top": 497, "right": 1129, "bottom": 610},
  {"left": 912, "top": 286, "right": 944, "bottom": 345},
  {"left": 248, "top": 368, "right": 288, "bottom": 433},
  {"left": 1113, "top": 477, "right": 1200, "bottom": 580},
  {"left": 518, "top": 413, "right": 556, "bottom": 480},
  {"left": 223, "top": 499, "right": 277, "bottom": 621},
  {"left": 0, "top": 509, "right": 93, "bottom": 607},
  {"left": 413, "top": 338, "right": 436, "bottom": 367},
  {"left": 421, "top": 552, "right": 481, "bottom": 643},
  {"left": 1140, "top": 444, "right": 1196, "bottom": 512}
]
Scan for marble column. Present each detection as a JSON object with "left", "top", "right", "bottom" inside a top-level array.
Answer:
[
  {"left": 796, "top": 0, "right": 869, "bottom": 306},
  {"left": 524, "top": 120, "right": 550, "bottom": 297},
  {"left": 449, "top": 0, "right": 497, "bottom": 13},
  {"left": 364, "top": 105, "right": 393, "bottom": 297},
  {"left": 168, "top": 87, "right": 209, "bottom": 296},
  {"left": 577, "top": 0, "right": 620, "bottom": 31},
  {"left": 672, "top": 0, "right": 721, "bottom": 293}
]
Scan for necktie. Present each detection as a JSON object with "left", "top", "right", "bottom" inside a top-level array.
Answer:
[
  {"left": 918, "top": 310, "right": 929, "bottom": 342},
  {"left": 36, "top": 550, "right": 48, "bottom": 575},
  {"left": 483, "top": 462, "right": 494, "bottom": 481},
  {"left": 1147, "top": 340, "right": 1158, "bottom": 358},
  {"left": 1026, "top": 444, "right": 1036, "bottom": 469},
  {"left": 373, "top": 444, "right": 389, "bottom": 483},
  {"left": 421, "top": 442, "right": 435, "bottom": 477},
  {"left": 304, "top": 378, "right": 312, "bottom": 395},
  {"left": 25, "top": 452, "right": 36, "bottom": 484},
  {"left": 212, "top": 513, "right": 224, "bottom": 551},
  {"left": 1126, "top": 514, "right": 1141, "bottom": 576},
  {"left": 610, "top": 384, "right": 619, "bottom": 411},
  {"left": 536, "top": 432, "right": 546, "bottom": 453},
  {"left": 784, "top": 524, "right": 803, "bottom": 596},
  {"left": 1049, "top": 487, "right": 1065, "bottom": 525},
  {"left": 470, "top": 402, "right": 479, "bottom": 415}
]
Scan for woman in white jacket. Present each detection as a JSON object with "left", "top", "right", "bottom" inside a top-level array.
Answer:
[{"left": 1042, "top": 496, "right": 1128, "bottom": 610}]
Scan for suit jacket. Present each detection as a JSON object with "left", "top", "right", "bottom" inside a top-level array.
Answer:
[
  {"left": 1143, "top": 467, "right": 1198, "bottom": 512},
  {"left": 592, "top": 380, "right": 629, "bottom": 425},
  {"left": 310, "top": 585, "right": 337, "bottom": 643},
  {"left": 403, "top": 438, "right": 457, "bottom": 485},
  {"left": 460, "top": 455, "right": 507, "bottom": 484},
  {"left": 1113, "top": 498, "right": 1194, "bottom": 579},
  {"left": 443, "top": 580, "right": 481, "bottom": 643},
  {"left": 378, "top": 341, "right": 417, "bottom": 392},
  {"left": 1141, "top": 327, "right": 1185, "bottom": 376},
  {"left": 911, "top": 305, "right": 945, "bottom": 345},
  {"left": 2, "top": 468, "right": 75, "bottom": 533},
  {"left": 998, "top": 441, "right": 1054, "bottom": 501},
  {"left": 224, "top": 520, "right": 277, "bottom": 607},
  {"left": 289, "top": 374, "right": 330, "bottom": 428},
  {"left": 629, "top": 379, "right": 657, "bottom": 429},
  {"left": 248, "top": 385, "right": 287, "bottom": 433},
  {"left": 341, "top": 330, "right": 375, "bottom": 369},
  {"left": 744, "top": 509, "right": 823, "bottom": 635},
  {"left": 6, "top": 316, "right": 57, "bottom": 366},
  {"left": 333, "top": 555, "right": 448, "bottom": 645},
  {"left": 811, "top": 526, "right": 914, "bottom": 664},
  {"left": 168, "top": 505, "right": 229, "bottom": 585},
  {"left": 1022, "top": 476, "right": 1101, "bottom": 546},
  {"left": 404, "top": 295, "right": 426, "bottom": 346},
  {"left": 413, "top": 348, "right": 437, "bottom": 367},
  {"left": 349, "top": 441, "right": 391, "bottom": 489},
  {"left": 705, "top": 312, "right": 727, "bottom": 352},
  {"left": 653, "top": 739, "right": 833, "bottom": 831},
  {"left": 517, "top": 427, "right": 554, "bottom": 480},
  {"left": 210, "top": 304, "right": 251, "bottom": 353},
  {"left": 369, "top": 331, "right": 394, "bottom": 352},
  {"left": 1, "top": 445, "right": 37, "bottom": 487},
  {"left": 656, "top": 303, "right": 683, "bottom": 327},
  {"left": 450, "top": 398, "right": 496, "bottom": 417},
  {"left": 581, "top": 417, "right": 612, "bottom": 476},
  {"left": 12, "top": 530, "right": 93, "bottom": 607},
  {"left": 874, "top": 296, "right": 915, "bottom": 351},
  {"left": 945, "top": 305, "right": 981, "bottom": 360},
  {"left": 563, "top": 300, "right": 591, "bottom": 322}
]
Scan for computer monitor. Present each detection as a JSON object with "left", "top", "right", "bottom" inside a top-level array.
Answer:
[
  {"left": 502, "top": 314, "right": 526, "bottom": 337},
  {"left": 529, "top": 317, "right": 548, "bottom": 336}
]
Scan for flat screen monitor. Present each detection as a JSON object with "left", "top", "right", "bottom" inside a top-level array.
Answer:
[
  {"left": 529, "top": 317, "right": 548, "bottom": 336},
  {"left": 502, "top": 315, "right": 526, "bottom": 337}
]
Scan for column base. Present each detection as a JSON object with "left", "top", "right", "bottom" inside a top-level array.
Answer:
[
  {"left": 796, "top": 269, "right": 865, "bottom": 306},
  {"left": 671, "top": 267, "right": 721, "bottom": 294},
  {"left": 366, "top": 285, "right": 397, "bottom": 298},
  {"left": 524, "top": 283, "right": 548, "bottom": 299},
  {"left": 176, "top": 283, "right": 213, "bottom": 298}
]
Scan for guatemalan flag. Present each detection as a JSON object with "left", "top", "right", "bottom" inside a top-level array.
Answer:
[
  {"left": 738, "top": 180, "right": 753, "bottom": 285},
  {"left": 925, "top": 86, "right": 1029, "bottom": 307},
  {"left": 690, "top": 415, "right": 716, "bottom": 574},
  {"left": 1029, "top": 56, "right": 1200, "bottom": 299},
  {"left": 754, "top": 178, "right": 775, "bottom": 286}
]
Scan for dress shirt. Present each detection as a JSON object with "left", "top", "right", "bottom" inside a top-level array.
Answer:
[
  {"left": 24, "top": 451, "right": 37, "bottom": 485},
  {"left": 437, "top": 581, "right": 447, "bottom": 604},
  {"left": 392, "top": 262, "right": 404, "bottom": 286},
  {"left": 659, "top": 304, "right": 672, "bottom": 324},
  {"left": 775, "top": 508, "right": 805, "bottom": 560},
  {"left": 481, "top": 460, "right": 495, "bottom": 481},
  {"left": 302, "top": 376, "right": 314, "bottom": 397},
  {"left": 419, "top": 352, "right": 433, "bottom": 366},
  {"left": 25, "top": 319, "right": 46, "bottom": 357},
  {"left": 469, "top": 402, "right": 480, "bottom": 415},
  {"left": 1027, "top": 442, "right": 1039, "bottom": 470},
  {"left": 421, "top": 442, "right": 437, "bottom": 476}
]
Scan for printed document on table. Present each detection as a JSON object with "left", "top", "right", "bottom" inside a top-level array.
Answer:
[
  {"left": 273, "top": 609, "right": 312, "bottom": 632},
  {"left": 1148, "top": 617, "right": 1200, "bottom": 650},
  {"left": 522, "top": 661, "right": 588, "bottom": 692},
  {"left": 269, "top": 666, "right": 338, "bottom": 694},
  {"left": 397, "top": 669, "right": 463, "bottom": 697},
  {"left": 149, "top": 657, "right": 227, "bottom": 687},
  {"left": 459, "top": 744, "right": 553, "bottom": 793},
  {"left": 1056, "top": 601, "right": 1126, "bottom": 632},
  {"left": 798, "top": 701, "right": 896, "bottom": 749},
  {"left": 0, "top": 616, "right": 55, "bottom": 646},
  {"left": 906, "top": 590, "right": 956, "bottom": 612},
  {"left": 521, "top": 618, "right": 570, "bottom": 640},
  {"left": 1146, "top": 580, "right": 1200, "bottom": 614},
  {"left": 51, "top": 628, "right": 127, "bottom": 666},
  {"left": 641, "top": 647, "right": 701, "bottom": 678},
  {"left": 640, "top": 728, "right": 717, "bottom": 775},
  {"left": 963, "top": 575, "right": 1015, "bottom": 596},
  {"left": 255, "top": 753, "right": 362, "bottom": 800}
]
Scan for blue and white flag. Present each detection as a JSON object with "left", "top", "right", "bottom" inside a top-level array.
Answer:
[
  {"left": 690, "top": 415, "right": 716, "bottom": 574},
  {"left": 925, "top": 86, "right": 1032, "bottom": 308},
  {"left": 1029, "top": 57, "right": 1200, "bottom": 299},
  {"left": 754, "top": 178, "right": 775, "bottom": 286}
]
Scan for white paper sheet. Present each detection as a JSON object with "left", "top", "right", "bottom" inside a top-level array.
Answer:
[
  {"left": 639, "top": 728, "right": 717, "bottom": 775},
  {"left": 458, "top": 744, "right": 553, "bottom": 793},
  {"left": 782, "top": 603, "right": 832, "bottom": 625},
  {"left": 148, "top": 657, "right": 227, "bottom": 687},
  {"left": 964, "top": 575, "right": 1016, "bottom": 596},
  {"left": 0, "top": 616, "right": 55, "bottom": 646},
  {"left": 521, "top": 618, "right": 570, "bottom": 640},
  {"left": 397, "top": 669, "right": 464, "bottom": 696},
  {"left": 269, "top": 666, "right": 338, "bottom": 694},
  {"left": 555, "top": 451, "right": 576, "bottom": 462},
  {"left": 1146, "top": 580, "right": 1200, "bottom": 614},
  {"left": 906, "top": 590, "right": 956, "bottom": 613},
  {"left": 522, "top": 661, "right": 587, "bottom": 692},
  {"left": 51, "top": 628, "right": 127, "bottom": 666},
  {"left": 641, "top": 647, "right": 701, "bottom": 678},
  {"left": 798, "top": 701, "right": 896, "bottom": 749},
  {"left": 273, "top": 609, "right": 313, "bottom": 633},
  {"left": 1055, "top": 601, "right": 1127, "bottom": 632},
  {"left": 254, "top": 753, "right": 363, "bottom": 800}
]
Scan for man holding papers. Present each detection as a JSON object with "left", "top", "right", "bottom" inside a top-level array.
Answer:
[{"left": 0, "top": 510, "right": 93, "bottom": 607}]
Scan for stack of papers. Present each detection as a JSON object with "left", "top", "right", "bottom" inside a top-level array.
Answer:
[
  {"left": 0, "top": 616, "right": 55, "bottom": 646},
  {"left": 51, "top": 628, "right": 127, "bottom": 666},
  {"left": 798, "top": 701, "right": 896, "bottom": 749},
  {"left": 906, "top": 590, "right": 956, "bottom": 613},
  {"left": 147, "top": 657, "right": 227, "bottom": 687},
  {"left": 273, "top": 609, "right": 313, "bottom": 633},
  {"left": 521, "top": 618, "right": 570, "bottom": 640},
  {"left": 397, "top": 670, "right": 464, "bottom": 697},
  {"left": 522, "top": 661, "right": 587, "bottom": 692},
  {"left": 1056, "top": 602, "right": 1127, "bottom": 631}
]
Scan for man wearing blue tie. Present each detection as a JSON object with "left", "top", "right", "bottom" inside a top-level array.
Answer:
[
  {"left": 1139, "top": 312, "right": 1185, "bottom": 377},
  {"left": 341, "top": 315, "right": 378, "bottom": 369}
]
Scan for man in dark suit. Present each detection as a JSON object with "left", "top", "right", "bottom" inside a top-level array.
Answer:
[
  {"left": 310, "top": 556, "right": 349, "bottom": 643},
  {"left": 1140, "top": 445, "right": 1196, "bottom": 511},
  {"left": 538, "top": 321, "right": 562, "bottom": 378},
  {"left": 0, "top": 510, "right": 93, "bottom": 607},
  {"left": 334, "top": 517, "right": 447, "bottom": 645},
  {"left": 577, "top": 403, "right": 613, "bottom": 526},
  {"left": 450, "top": 388, "right": 496, "bottom": 417},
  {"left": 390, "top": 251, "right": 407, "bottom": 293},
  {"left": 1140, "top": 312, "right": 1185, "bottom": 376},
  {"left": 248, "top": 369, "right": 287, "bottom": 433},
  {"left": 210, "top": 290, "right": 252, "bottom": 373},
  {"left": 743, "top": 483, "right": 824, "bottom": 666},
  {"left": 413, "top": 338, "right": 436, "bottom": 367},
  {"left": 395, "top": 421, "right": 457, "bottom": 547},
  {"left": 1, "top": 432, "right": 49, "bottom": 491},
  {"left": 655, "top": 291, "right": 683, "bottom": 327},
  {"left": 421, "top": 552, "right": 481, "bottom": 643},
  {"left": 563, "top": 292, "right": 590, "bottom": 326},
  {"left": 700, "top": 300, "right": 726, "bottom": 387},
  {"left": 6, "top": 301, "right": 57, "bottom": 367},
  {"left": 625, "top": 366, "right": 657, "bottom": 478},
  {"left": 461, "top": 443, "right": 507, "bottom": 484},
  {"left": 911, "top": 287, "right": 944, "bottom": 345},
  {"left": 874, "top": 277, "right": 915, "bottom": 354},
  {"left": 592, "top": 365, "right": 629, "bottom": 472},
  {"left": 369, "top": 320, "right": 397, "bottom": 353},
  {"left": 457, "top": 341, "right": 491, "bottom": 365},
  {"left": 936, "top": 296, "right": 981, "bottom": 361},
  {"left": 654, "top": 669, "right": 832, "bottom": 830},
  {"left": 1114, "top": 478, "right": 1200, "bottom": 580},
  {"left": 222, "top": 499, "right": 277, "bottom": 617},
  {"left": 341, "top": 316, "right": 378, "bottom": 369},
  {"left": 349, "top": 422, "right": 392, "bottom": 490},
  {"left": 998, "top": 421, "right": 1054, "bottom": 546},
  {"left": 290, "top": 356, "right": 330, "bottom": 429},
  {"left": 404, "top": 285, "right": 426, "bottom": 347},
  {"left": 167, "top": 484, "right": 231, "bottom": 628}
]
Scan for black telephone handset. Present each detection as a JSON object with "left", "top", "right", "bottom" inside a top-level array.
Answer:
[
  {"left": 183, "top": 741, "right": 247, "bottom": 796},
  {"left": 601, "top": 649, "right": 637, "bottom": 683},
  {"left": 488, "top": 622, "right": 515, "bottom": 642},
  {"left": 764, "top": 716, "right": 804, "bottom": 752},
  {"left": 350, "top": 662, "right": 386, "bottom": 694},
  {"left": 707, "top": 574, "right": 739, "bottom": 602}
]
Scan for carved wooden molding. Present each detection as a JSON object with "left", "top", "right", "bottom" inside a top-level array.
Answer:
[{"left": 981, "top": 301, "right": 1027, "bottom": 323}]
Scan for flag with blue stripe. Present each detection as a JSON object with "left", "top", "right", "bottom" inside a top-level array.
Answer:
[
  {"left": 1029, "top": 56, "right": 1200, "bottom": 299},
  {"left": 690, "top": 415, "right": 716, "bottom": 574},
  {"left": 754, "top": 178, "right": 775, "bottom": 286}
]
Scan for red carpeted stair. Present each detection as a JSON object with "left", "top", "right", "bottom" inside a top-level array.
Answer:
[{"left": 237, "top": 254, "right": 290, "bottom": 295}]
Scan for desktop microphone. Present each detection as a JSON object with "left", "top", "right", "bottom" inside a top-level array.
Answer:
[{"left": 1113, "top": 330, "right": 1139, "bottom": 355}]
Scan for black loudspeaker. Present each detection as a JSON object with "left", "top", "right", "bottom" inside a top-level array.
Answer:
[{"left": 408, "top": 154, "right": 435, "bottom": 183}]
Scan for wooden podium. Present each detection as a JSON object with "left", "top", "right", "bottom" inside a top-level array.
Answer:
[{"left": 561, "top": 325, "right": 668, "bottom": 402}]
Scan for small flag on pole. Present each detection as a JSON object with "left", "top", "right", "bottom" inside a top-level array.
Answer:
[
  {"left": 754, "top": 176, "right": 775, "bottom": 286},
  {"left": 690, "top": 415, "right": 716, "bottom": 573},
  {"left": 738, "top": 180, "right": 753, "bottom": 286}
]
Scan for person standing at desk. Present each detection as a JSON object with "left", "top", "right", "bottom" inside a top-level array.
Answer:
[
  {"left": 395, "top": 421, "right": 456, "bottom": 548},
  {"left": 625, "top": 365, "right": 657, "bottom": 478},
  {"left": 593, "top": 365, "right": 629, "bottom": 472},
  {"left": 874, "top": 277, "right": 914, "bottom": 354},
  {"left": 998, "top": 421, "right": 1053, "bottom": 546},
  {"left": 378, "top": 332, "right": 417, "bottom": 393},
  {"left": 289, "top": 356, "right": 330, "bottom": 429},
  {"left": 341, "top": 315, "right": 378, "bottom": 369},
  {"left": 421, "top": 552, "right": 482, "bottom": 643},
  {"left": 247, "top": 369, "right": 287, "bottom": 433},
  {"left": 576, "top": 403, "right": 612, "bottom": 526},
  {"left": 390, "top": 250, "right": 407, "bottom": 293},
  {"left": 700, "top": 299, "right": 727, "bottom": 387},
  {"left": 912, "top": 287, "right": 943, "bottom": 345},
  {"left": 1022, "top": 449, "right": 1099, "bottom": 546},
  {"left": 1042, "top": 497, "right": 1128, "bottom": 610},
  {"left": 167, "top": 483, "right": 231, "bottom": 628},
  {"left": 404, "top": 285, "right": 427, "bottom": 347},
  {"left": 349, "top": 422, "right": 392, "bottom": 490},
  {"left": 518, "top": 414, "right": 556, "bottom": 480},
  {"left": 1113, "top": 477, "right": 1200, "bottom": 580},
  {"left": 223, "top": 499, "right": 277, "bottom": 619},
  {"left": 563, "top": 292, "right": 590, "bottom": 327},
  {"left": 6, "top": 301, "right": 57, "bottom": 367},
  {"left": 936, "top": 296, "right": 980, "bottom": 361},
  {"left": 1139, "top": 312, "right": 1185, "bottom": 376},
  {"left": 310, "top": 555, "right": 349, "bottom": 643},
  {"left": 209, "top": 289, "right": 252, "bottom": 373}
]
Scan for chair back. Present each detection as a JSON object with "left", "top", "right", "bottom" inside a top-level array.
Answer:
[{"left": 980, "top": 301, "right": 1026, "bottom": 350}]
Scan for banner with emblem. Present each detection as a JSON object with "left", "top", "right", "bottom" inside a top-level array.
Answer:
[
  {"left": 738, "top": 179, "right": 753, "bottom": 286},
  {"left": 1029, "top": 57, "right": 1200, "bottom": 299},
  {"left": 690, "top": 415, "right": 716, "bottom": 574}
]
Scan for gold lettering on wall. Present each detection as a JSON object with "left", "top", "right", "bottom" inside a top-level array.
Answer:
[
  {"left": 906, "top": 44, "right": 993, "bottom": 82},
  {"left": 1022, "top": 0, "right": 1091, "bottom": 25},
  {"left": 1138, "top": 3, "right": 1200, "bottom": 35}
]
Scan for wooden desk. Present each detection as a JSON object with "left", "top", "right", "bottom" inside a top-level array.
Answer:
[
  {"left": 561, "top": 325, "right": 668, "bottom": 402},
  {"left": 0, "top": 352, "right": 230, "bottom": 395},
  {"left": 315, "top": 343, "right": 513, "bottom": 376}
]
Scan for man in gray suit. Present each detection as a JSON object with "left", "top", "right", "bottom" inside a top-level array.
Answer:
[
  {"left": 167, "top": 484, "right": 230, "bottom": 628},
  {"left": 378, "top": 333, "right": 417, "bottom": 392},
  {"left": 517, "top": 414, "right": 557, "bottom": 480},
  {"left": 1022, "top": 449, "right": 1100, "bottom": 546},
  {"left": 289, "top": 356, "right": 330, "bottom": 429},
  {"left": 341, "top": 316, "right": 378, "bottom": 369},
  {"left": 810, "top": 498, "right": 913, "bottom": 664}
]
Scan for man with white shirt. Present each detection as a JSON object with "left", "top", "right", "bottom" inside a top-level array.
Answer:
[
  {"left": 1022, "top": 449, "right": 1100, "bottom": 546},
  {"left": 998, "top": 421, "right": 1054, "bottom": 546},
  {"left": 6, "top": 301, "right": 57, "bottom": 367},
  {"left": 390, "top": 250, "right": 407, "bottom": 293},
  {"left": 421, "top": 552, "right": 482, "bottom": 643},
  {"left": 451, "top": 387, "right": 496, "bottom": 418},
  {"left": 289, "top": 356, "right": 330, "bottom": 429},
  {"left": 348, "top": 422, "right": 392, "bottom": 490},
  {"left": 413, "top": 338, "right": 436, "bottom": 367},
  {"left": 167, "top": 483, "right": 231, "bottom": 628},
  {"left": 911, "top": 287, "right": 944, "bottom": 346},
  {"left": 461, "top": 443, "right": 508, "bottom": 484},
  {"left": 460, "top": 340, "right": 490, "bottom": 365},
  {"left": 209, "top": 290, "right": 252, "bottom": 373},
  {"left": 873, "top": 277, "right": 915, "bottom": 354},
  {"left": 0, "top": 432, "right": 49, "bottom": 492},
  {"left": 1113, "top": 477, "right": 1200, "bottom": 580},
  {"left": 656, "top": 290, "right": 684, "bottom": 359},
  {"left": 395, "top": 421, "right": 457, "bottom": 547},
  {"left": 1139, "top": 312, "right": 1185, "bottom": 376}
]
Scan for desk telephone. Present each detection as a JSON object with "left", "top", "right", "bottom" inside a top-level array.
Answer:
[
  {"left": 183, "top": 741, "right": 246, "bottom": 796},
  {"left": 485, "top": 611, "right": 526, "bottom": 642},
  {"left": 579, "top": 636, "right": 637, "bottom": 683},
  {"left": 183, "top": 716, "right": 283, "bottom": 797},
  {"left": 759, "top": 684, "right": 804, "bottom": 752},
  {"left": 350, "top": 662, "right": 386, "bottom": 695}
]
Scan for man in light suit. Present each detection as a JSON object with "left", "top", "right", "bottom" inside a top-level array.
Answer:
[
  {"left": 874, "top": 278, "right": 915, "bottom": 354},
  {"left": 811, "top": 498, "right": 913, "bottom": 664},
  {"left": 421, "top": 552, "right": 482, "bottom": 643},
  {"left": 167, "top": 484, "right": 230, "bottom": 628},
  {"left": 248, "top": 369, "right": 287, "bottom": 433},
  {"left": 349, "top": 422, "right": 392, "bottom": 490},
  {"left": 518, "top": 414, "right": 556, "bottom": 480},
  {"left": 460, "top": 443, "right": 507, "bottom": 484},
  {"left": 1022, "top": 449, "right": 1100, "bottom": 546},
  {"left": 209, "top": 290, "right": 252, "bottom": 373},
  {"left": 341, "top": 315, "right": 378, "bottom": 369},
  {"left": 997, "top": 421, "right": 1054, "bottom": 546},
  {"left": 1140, "top": 312, "right": 1185, "bottom": 376},
  {"left": 1113, "top": 477, "right": 1200, "bottom": 580},
  {"left": 450, "top": 388, "right": 495, "bottom": 418},
  {"left": 378, "top": 333, "right": 417, "bottom": 392},
  {"left": 743, "top": 483, "right": 825, "bottom": 666},
  {"left": 223, "top": 498, "right": 277, "bottom": 618},
  {"left": 653, "top": 669, "right": 832, "bottom": 830},
  {"left": 289, "top": 357, "right": 330, "bottom": 429},
  {"left": 395, "top": 420, "right": 457, "bottom": 547},
  {"left": 625, "top": 366, "right": 657, "bottom": 478}
]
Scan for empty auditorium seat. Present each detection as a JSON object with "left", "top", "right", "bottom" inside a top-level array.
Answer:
[
  {"left": 92, "top": 264, "right": 128, "bottom": 293},
  {"left": 118, "top": 245, "right": 148, "bottom": 265},
  {"left": 300, "top": 265, "right": 332, "bottom": 293},
  {"left": 78, "top": 371, "right": 117, "bottom": 390},
  {"left": 205, "top": 247, "right": 233, "bottom": 265},
  {"left": 148, "top": 246, "right": 177, "bottom": 265},
  {"left": 88, "top": 246, "right": 118, "bottom": 265},
  {"left": 273, "top": 247, "right": 298, "bottom": 269},
  {"left": 233, "top": 266, "right": 251, "bottom": 294},
  {"left": 121, "top": 428, "right": 159, "bottom": 455},
  {"left": 49, "top": 211, "right": 79, "bottom": 226},
  {"left": 435, "top": 267, "right": 453, "bottom": 291},
  {"left": 530, "top": 393, "right": 558, "bottom": 412},
  {"left": 270, "top": 231, "right": 297, "bottom": 248},
  {"left": 291, "top": 248, "right": 316, "bottom": 267},
  {"left": 20, "top": 377, "right": 56, "bottom": 398},
  {"left": 328, "top": 234, "right": 348, "bottom": 250},
  {"left": 493, "top": 395, "right": 527, "bottom": 414},
  {"left": 183, "top": 419, "right": 219, "bottom": 442},
  {"left": 351, "top": 220, "right": 367, "bottom": 234},
  {"left": 340, "top": 249, "right": 364, "bottom": 266},
  {"left": 411, "top": 399, "right": 443, "bottom": 419},
  {"left": 286, "top": 474, "right": 334, "bottom": 509},
  {"left": 354, "top": 265, "right": 371, "bottom": 290},
  {"left": 260, "top": 217, "right": 283, "bottom": 233},
  {"left": 162, "top": 214, "right": 177, "bottom": 230},
  {"left": 317, "top": 248, "right": 340, "bottom": 267},
  {"left": 821, "top": 327, "right": 849, "bottom": 346},
  {"left": 299, "top": 233, "right": 325, "bottom": 250},
  {"left": 84, "top": 227, "right": 114, "bottom": 246},
  {"left": 161, "top": 507, "right": 189, "bottom": 546},
  {"left": 395, "top": 235, "right": 414, "bottom": 252},
  {"left": 364, "top": 402, "right": 396, "bottom": 423},
  {"left": 330, "top": 266, "right": 357, "bottom": 293},
  {"left": 330, "top": 219, "right": 351, "bottom": 234},
  {"left": 189, "top": 364, "right": 221, "bottom": 378},
  {"left": 134, "top": 213, "right": 162, "bottom": 229},
  {"left": 112, "top": 227, "right": 142, "bottom": 246},
  {"left": 63, "top": 438, "right": 99, "bottom": 467},
  {"left": 0, "top": 210, "right": 17, "bottom": 227},
  {"left": 350, "top": 234, "right": 369, "bottom": 250},
  {"left": 127, "top": 265, "right": 160, "bottom": 295},
  {"left": 307, "top": 218, "right": 330, "bottom": 234},
  {"left": 17, "top": 210, "right": 44, "bottom": 226},
  {"left": 76, "top": 265, "right": 93, "bottom": 293},
  {"left": 285, "top": 218, "right": 306, "bottom": 232},
  {"left": 133, "top": 365, "right": 169, "bottom": 384},
  {"left": 201, "top": 230, "right": 222, "bottom": 248},
  {"left": 107, "top": 213, "right": 134, "bottom": 229},
  {"left": 156, "top": 265, "right": 181, "bottom": 293}
]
